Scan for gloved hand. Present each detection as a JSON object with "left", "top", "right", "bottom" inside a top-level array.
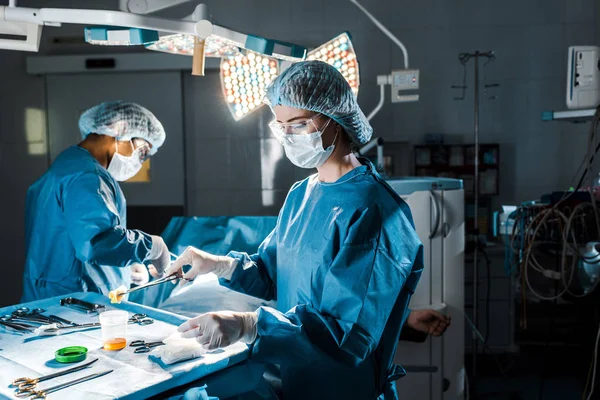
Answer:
[
  {"left": 130, "top": 263, "right": 149, "bottom": 286},
  {"left": 164, "top": 246, "right": 238, "bottom": 282},
  {"left": 406, "top": 309, "right": 451, "bottom": 337},
  {"left": 146, "top": 235, "right": 171, "bottom": 278},
  {"left": 177, "top": 311, "right": 258, "bottom": 350}
]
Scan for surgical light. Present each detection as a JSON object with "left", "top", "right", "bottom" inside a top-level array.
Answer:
[
  {"left": 145, "top": 34, "right": 239, "bottom": 57},
  {"left": 221, "top": 50, "right": 280, "bottom": 121},
  {"left": 220, "top": 32, "right": 361, "bottom": 121},
  {"left": 306, "top": 32, "right": 360, "bottom": 96}
]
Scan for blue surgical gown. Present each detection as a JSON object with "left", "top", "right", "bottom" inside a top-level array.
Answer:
[
  {"left": 222, "top": 160, "right": 423, "bottom": 400},
  {"left": 22, "top": 146, "right": 153, "bottom": 302}
]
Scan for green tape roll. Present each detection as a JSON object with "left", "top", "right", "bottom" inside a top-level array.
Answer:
[{"left": 55, "top": 346, "right": 88, "bottom": 363}]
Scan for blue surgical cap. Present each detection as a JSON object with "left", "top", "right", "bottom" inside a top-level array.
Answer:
[
  {"left": 79, "top": 101, "right": 166, "bottom": 155},
  {"left": 264, "top": 60, "right": 373, "bottom": 145}
]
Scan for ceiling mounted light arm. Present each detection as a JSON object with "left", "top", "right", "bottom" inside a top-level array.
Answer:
[
  {"left": 0, "top": 2, "right": 307, "bottom": 64},
  {"left": 367, "top": 77, "right": 387, "bottom": 121},
  {"left": 118, "top": 0, "right": 191, "bottom": 14},
  {"left": 348, "top": 0, "right": 419, "bottom": 122},
  {"left": 349, "top": 0, "right": 408, "bottom": 69},
  {"left": 192, "top": 22, "right": 209, "bottom": 76},
  {"left": 0, "top": 6, "right": 42, "bottom": 51},
  {"left": 137, "top": 1, "right": 306, "bottom": 61},
  {"left": 2, "top": 6, "right": 205, "bottom": 36},
  {"left": 189, "top": 5, "right": 210, "bottom": 76}
]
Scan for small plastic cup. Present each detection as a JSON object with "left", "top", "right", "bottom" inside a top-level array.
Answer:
[{"left": 99, "top": 310, "right": 128, "bottom": 351}]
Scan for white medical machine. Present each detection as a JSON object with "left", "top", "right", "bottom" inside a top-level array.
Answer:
[
  {"left": 387, "top": 177, "right": 465, "bottom": 400},
  {"left": 566, "top": 46, "right": 600, "bottom": 110}
]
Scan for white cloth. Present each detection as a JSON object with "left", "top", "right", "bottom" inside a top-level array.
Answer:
[
  {"left": 151, "top": 332, "right": 207, "bottom": 365},
  {"left": 34, "top": 323, "right": 62, "bottom": 336}
]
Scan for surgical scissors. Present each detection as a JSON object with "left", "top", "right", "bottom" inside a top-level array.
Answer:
[
  {"left": 15, "top": 369, "right": 113, "bottom": 399},
  {"left": 11, "top": 307, "right": 33, "bottom": 316},
  {"left": 11, "top": 307, "right": 45, "bottom": 317},
  {"left": 129, "top": 313, "right": 154, "bottom": 326},
  {"left": 129, "top": 339, "right": 165, "bottom": 353},
  {"left": 12, "top": 358, "right": 99, "bottom": 391}
]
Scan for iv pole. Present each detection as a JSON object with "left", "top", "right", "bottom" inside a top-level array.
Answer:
[{"left": 452, "top": 50, "right": 496, "bottom": 385}]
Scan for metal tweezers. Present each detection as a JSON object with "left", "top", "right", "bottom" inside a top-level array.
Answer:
[{"left": 115, "top": 273, "right": 191, "bottom": 300}]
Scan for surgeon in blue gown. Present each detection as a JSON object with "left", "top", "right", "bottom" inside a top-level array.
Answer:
[
  {"left": 22, "top": 101, "right": 172, "bottom": 302},
  {"left": 166, "top": 61, "right": 424, "bottom": 400}
]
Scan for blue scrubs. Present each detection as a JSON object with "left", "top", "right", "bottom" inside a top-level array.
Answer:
[
  {"left": 22, "top": 146, "right": 153, "bottom": 302},
  {"left": 222, "top": 160, "right": 423, "bottom": 400}
]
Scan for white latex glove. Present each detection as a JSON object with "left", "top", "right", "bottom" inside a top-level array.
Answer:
[
  {"left": 164, "top": 246, "right": 238, "bottom": 282},
  {"left": 130, "top": 263, "right": 149, "bottom": 286},
  {"left": 146, "top": 235, "right": 171, "bottom": 278},
  {"left": 177, "top": 311, "right": 258, "bottom": 350}
]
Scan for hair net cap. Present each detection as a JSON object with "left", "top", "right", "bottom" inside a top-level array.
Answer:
[
  {"left": 79, "top": 101, "right": 166, "bottom": 155},
  {"left": 264, "top": 60, "right": 373, "bottom": 145}
]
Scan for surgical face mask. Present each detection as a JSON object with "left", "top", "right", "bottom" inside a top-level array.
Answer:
[
  {"left": 107, "top": 140, "right": 144, "bottom": 181},
  {"left": 269, "top": 117, "right": 336, "bottom": 169}
]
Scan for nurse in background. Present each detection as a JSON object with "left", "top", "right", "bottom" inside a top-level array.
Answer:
[{"left": 22, "top": 101, "right": 171, "bottom": 302}]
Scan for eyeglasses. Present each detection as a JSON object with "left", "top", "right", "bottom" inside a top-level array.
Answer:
[
  {"left": 131, "top": 138, "right": 151, "bottom": 162},
  {"left": 268, "top": 114, "right": 331, "bottom": 144}
]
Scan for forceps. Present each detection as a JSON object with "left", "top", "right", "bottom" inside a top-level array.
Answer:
[
  {"left": 12, "top": 358, "right": 99, "bottom": 392},
  {"left": 112, "top": 271, "right": 192, "bottom": 302},
  {"left": 39, "top": 315, "right": 153, "bottom": 334},
  {"left": 129, "top": 340, "right": 165, "bottom": 353},
  {"left": 15, "top": 369, "right": 113, "bottom": 399}
]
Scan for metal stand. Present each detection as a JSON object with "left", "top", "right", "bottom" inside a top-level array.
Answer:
[{"left": 452, "top": 51, "right": 497, "bottom": 385}]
